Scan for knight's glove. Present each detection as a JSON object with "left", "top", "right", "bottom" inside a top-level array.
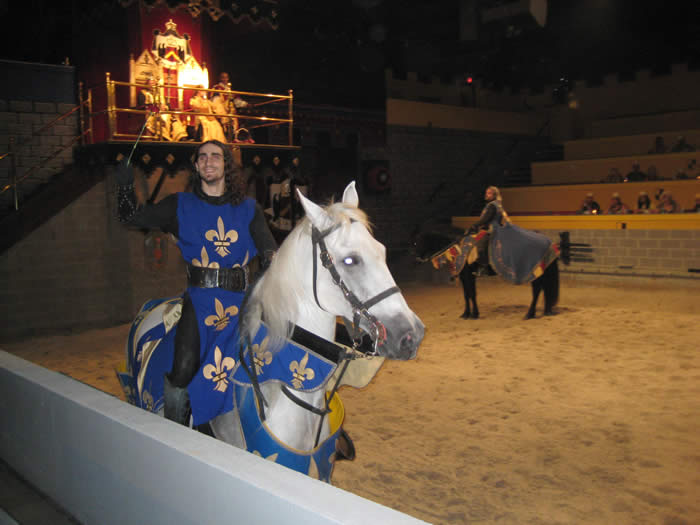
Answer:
[{"left": 115, "top": 157, "right": 135, "bottom": 187}]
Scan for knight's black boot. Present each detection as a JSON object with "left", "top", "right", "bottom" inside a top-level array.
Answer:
[{"left": 163, "top": 374, "right": 191, "bottom": 426}]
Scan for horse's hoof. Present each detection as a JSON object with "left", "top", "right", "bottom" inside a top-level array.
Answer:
[
  {"left": 471, "top": 312, "right": 479, "bottom": 319},
  {"left": 336, "top": 429, "right": 356, "bottom": 461},
  {"left": 460, "top": 311, "right": 470, "bottom": 319},
  {"left": 544, "top": 310, "right": 556, "bottom": 316},
  {"left": 524, "top": 312, "right": 535, "bottom": 320}
]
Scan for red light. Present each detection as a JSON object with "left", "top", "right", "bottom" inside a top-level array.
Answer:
[{"left": 466, "top": 77, "right": 473, "bottom": 84}]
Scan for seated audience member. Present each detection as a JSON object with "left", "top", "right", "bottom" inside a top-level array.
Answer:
[
  {"left": 579, "top": 192, "right": 601, "bottom": 215},
  {"left": 635, "top": 191, "right": 652, "bottom": 213},
  {"left": 606, "top": 192, "right": 630, "bottom": 214},
  {"left": 625, "top": 163, "right": 646, "bottom": 182},
  {"left": 189, "top": 87, "right": 227, "bottom": 143},
  {"left": 686, "top": 193, "right": 700, "bottom": 213},
  {"left": 158, "top": 102, "right": 188, "bottom": 142},
  {"left": 657, "top": 191, "right": 680, "bottom": 213},
  {"left": 649, "top": 136, "right": 667, "bottom": 154}
]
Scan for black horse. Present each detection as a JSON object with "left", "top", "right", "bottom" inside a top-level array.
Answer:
[{"left": 413, "top": 227, "right": 569, "bottom": 320}]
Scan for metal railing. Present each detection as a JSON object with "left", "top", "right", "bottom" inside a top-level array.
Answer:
[
  {"left": 1, "top": 85, "right": 92, "bottom": 211},
  {"left": 95, "top": 72, "right": 294, "bottom": 146}
]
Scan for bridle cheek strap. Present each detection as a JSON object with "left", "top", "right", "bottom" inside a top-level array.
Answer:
[{"left": 311, "top": 223, "right": 400, "bottom": 350}]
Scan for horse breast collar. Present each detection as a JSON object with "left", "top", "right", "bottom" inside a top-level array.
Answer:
[
  {"left": 237, "top": 320, "right": 357, "bottom": 448},
  {"left": 311, "top": 221, "right": 400, "bottom": 352}
]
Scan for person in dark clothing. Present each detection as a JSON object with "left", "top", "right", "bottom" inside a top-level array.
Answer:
[
  {"left": 606, "top": 192, "right": 630, "bottom": 214},
  {"left": 625, "top": 163, "right": 646, "bottom": 182},
  {"left": 242, "top": 154, "right": 267, "bottom": 207},
  {"left": 635, "top": 191, "right": 652, "bottom": 213},
  {"left": 116, "top": 139, "right": 276, "bottom": 426},
  {"left": 579, "top": 192, "right": 601, "bottom": 215},
  {"left": 467, "top": 186, "right": 502, "bottom": 273}
]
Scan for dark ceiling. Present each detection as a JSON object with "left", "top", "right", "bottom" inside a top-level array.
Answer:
[
  {"left": 3, "top": 0, "right": 699, "bottom": 109},
  {"left": 265, "top": 0, "right": 700, "bottom": 106}
]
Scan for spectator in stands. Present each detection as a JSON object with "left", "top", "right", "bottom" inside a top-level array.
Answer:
[
  {"left": 579, "top": 192, "right": 601, "bottom": 215},
  {"left": 657, "top": 191, "right": 680, "bottom": 213},
  {"left": 686, "top": 193, "right": 700, "bottom": 213},
  {"left": 646, "top": 165, "right": 660, "bottom": 180},
  {"left": 635, "top": 191, "right": 652, "bottom": 213},
  {"left": 606, "top": 192, "right": 630, "bottom": 214},
  {"left": 671, "top": 135, "right": 695, "bottom": 153},
  {"left": 625, "top": 162, "right": 646, "bottom": 182}
]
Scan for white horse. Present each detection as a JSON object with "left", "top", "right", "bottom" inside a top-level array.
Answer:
[{"left": 118, "top": 181, "right": 424, "bottom": 482}]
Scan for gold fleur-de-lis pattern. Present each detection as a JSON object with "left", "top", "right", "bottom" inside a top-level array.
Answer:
[
  {"left": 205, "top": 216, "right": 238, "bottom": 257},
  {"left": 203, "top": 346, "right": 236, "bottom": 392},
  {"left": 253, "top": 450, "right": 279, "bottom": 462},
  {"left": 252, "top": 335, "right": 273, "bottom": 375},
  {"left": 290, "top": 353, "right": 316, "bottom": 389},
  {"left": 191, "top": 246, "right": 220, "bottom": 268},
  {"left": 204, "top": 298, "right": 239, "bottom": 331},
  {"left": 142, "top": 390, "right": 155, "bottom": 412}
]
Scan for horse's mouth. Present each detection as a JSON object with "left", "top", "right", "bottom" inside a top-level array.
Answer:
[{"left": 374, "top": 315, "right": 424, "bottom": 360}]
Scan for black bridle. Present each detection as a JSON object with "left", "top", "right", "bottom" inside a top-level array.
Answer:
[
  {"left": 241, "top": 219, "right": 402, "bottom": 447},
  {"left": 311, "top": 221, "right": 401, "bottom": 353}
]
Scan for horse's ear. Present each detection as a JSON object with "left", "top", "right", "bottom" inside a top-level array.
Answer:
[
  {"left": 297, "top": 189, "right": 332, "bottom": 230},
  {"left": 342, "top": 181, "right": 359, "bottom": 208}
]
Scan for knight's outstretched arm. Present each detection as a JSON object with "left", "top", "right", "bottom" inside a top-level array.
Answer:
[{"left": 115, "top": 160, "right": 178, "bottom": 234}]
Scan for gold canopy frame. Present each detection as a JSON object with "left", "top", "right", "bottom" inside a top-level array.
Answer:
[{"left": 82, "top": 72, "right": 295, "bottom": 148}]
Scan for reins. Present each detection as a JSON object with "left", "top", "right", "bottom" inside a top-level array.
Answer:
[
  {"left": 241, "top": 217, "right": 399, "bottom": 447},
  {"left": 311, "top": 222, "right": 400, "bottom": 353}
]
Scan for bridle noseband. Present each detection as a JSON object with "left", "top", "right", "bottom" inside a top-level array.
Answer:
[
  {"left": 311, "top": 221, "right": 400, "bottom": 354},
  {"left": 240, "top": 218, "right": 401, "bottom": 443}
]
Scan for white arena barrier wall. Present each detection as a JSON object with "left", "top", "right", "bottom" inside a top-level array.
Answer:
[{"left": 0, "top": 351, "right": 428, "bottom": 525}]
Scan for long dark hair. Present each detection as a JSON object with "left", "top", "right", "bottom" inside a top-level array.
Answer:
[{"left": 193, "top": 140, "right": 245, "bottom": 205}]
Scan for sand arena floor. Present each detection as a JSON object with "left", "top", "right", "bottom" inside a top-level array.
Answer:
[{"left": 3, "top": 274, "right": 699, "bottom": 525}]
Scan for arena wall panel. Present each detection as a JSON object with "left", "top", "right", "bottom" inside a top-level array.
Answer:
[{"left": 0, "top": 351, "right": 427, "bottom": 525}]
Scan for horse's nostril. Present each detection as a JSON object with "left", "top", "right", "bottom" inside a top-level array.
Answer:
[{"left": 400, "top": 331, "right": 416, "bottom": 352}]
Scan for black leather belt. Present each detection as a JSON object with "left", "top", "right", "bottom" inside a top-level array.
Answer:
[{"left": 187, "top": 264, "right": 249, "bottom": 292}]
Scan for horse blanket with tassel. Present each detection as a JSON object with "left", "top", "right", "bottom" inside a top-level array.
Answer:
[{"left": 430, "top": 226, "right": 559, "bottom": 285}]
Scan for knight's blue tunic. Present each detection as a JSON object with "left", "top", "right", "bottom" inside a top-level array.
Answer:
[
  {"left": 176, "top": 193, "right": 257, "bottom": 425},
  {"left": 119, "top": 308, "right": 346, "bottom": 482}
]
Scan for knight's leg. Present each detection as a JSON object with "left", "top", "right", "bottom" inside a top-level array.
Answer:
[
  {"left": 459, "top": 268, "right": 471, "bottom": 319},
  {"left": 474, "top": 234, "right": 490, "bottom": 276},
  {"left": 164, "top": 293, "right": 200, "bottom": 426}
]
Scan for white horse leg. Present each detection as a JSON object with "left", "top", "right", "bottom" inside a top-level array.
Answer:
[
  {"left": 210, "top": 410, "right": 246, "bottom": 449},
  {"left": 262, "top": 385, "right": 329, "bottom": 451}
]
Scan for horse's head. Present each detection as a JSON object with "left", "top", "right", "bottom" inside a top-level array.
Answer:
[
  {"left": 292, "top": 182, "right": 424, "bottom": 360},
  {"left": 412, "top": 223, "right": 466, "bottom": 263}
]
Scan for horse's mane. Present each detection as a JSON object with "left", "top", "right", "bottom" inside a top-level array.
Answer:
[{"left": 240, "top": 201, "right": 370, "bottom": 351}]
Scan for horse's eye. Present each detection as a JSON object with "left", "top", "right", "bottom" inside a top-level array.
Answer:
[{"left": 343, "top": 255, "right": 360, "bottom": 266}]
